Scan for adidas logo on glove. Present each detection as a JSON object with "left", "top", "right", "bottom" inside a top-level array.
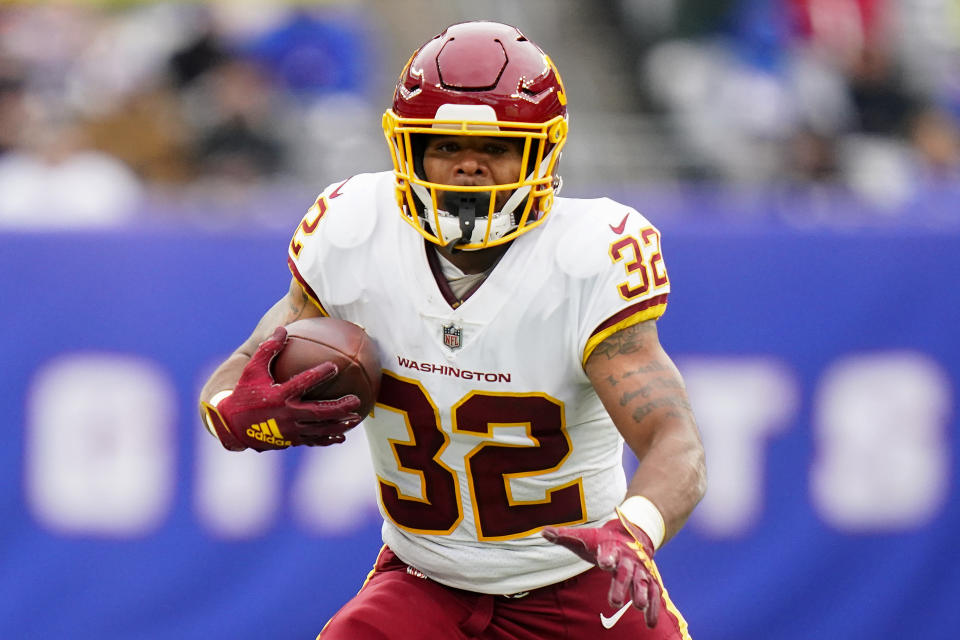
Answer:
[{"left": 246, "top": 419, "right": 292, "bottom": 448}]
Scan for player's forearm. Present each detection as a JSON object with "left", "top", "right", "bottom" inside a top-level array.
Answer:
[
  {"left": 197, "top": 350, "right": 253, "bottom": 442},
  {"left": 613, "top": 373, "right": 706, "bottom": 543},
  {"left": 199, "top": 325, "right": 277, "bottom": 405},
  {"left": 199, "top": 351, "right": 252, "bottom": 405},
  {"left": 624, "top": 420, "right": 706, "bottom": 543},
  {"left": 199, "top": 280, "right": 323, "bottom": 408},
  {"left": 584, "top": 321, "right": 706, "bottom": 545}
]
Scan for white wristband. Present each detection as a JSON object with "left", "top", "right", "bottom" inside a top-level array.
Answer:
[
  {"left": 201, "top": 390, "right": 234, "bottom": 438},
  {"left": 618, "top": 495, "right": 666, "bottom": 550},
  {"left": 209, "top": 389, "right": 234, "bottom": 407}
]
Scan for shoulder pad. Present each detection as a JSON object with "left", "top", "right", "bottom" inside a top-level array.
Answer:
[
  {"left": 290, "top": 174, "right": 381, "bottom": 258},
  {"left": 554, "top": 199, "right": 653, "bottom": 279}
]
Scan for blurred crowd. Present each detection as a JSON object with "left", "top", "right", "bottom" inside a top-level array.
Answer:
[
  {"left": 1, "top": 1, "right": 958, "bottom": 229},
  {"left": 614, "top": 0, "right": 960, "bottom": 215},
  {"left": 0, "top": 2, "right": 380, "bottom": 229}
]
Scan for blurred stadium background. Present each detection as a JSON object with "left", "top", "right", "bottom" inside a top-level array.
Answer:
[{"left": 1, "top": 1, "right": 958, "bottom": 638}]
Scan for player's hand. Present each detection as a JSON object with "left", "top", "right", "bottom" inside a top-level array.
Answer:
[
  {"left": 202, "top": 327, "right": 363, "bottom": 451},
  {"left": 542, "top": 513, "right": 661, "bottom": 628}
]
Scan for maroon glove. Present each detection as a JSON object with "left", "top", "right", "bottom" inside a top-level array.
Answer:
[
  {"left": 202, "top": 327, "right": 362, "bottom": 452},
  {"left": 542, "top": 514, "right": 661, "bottom": 628}
]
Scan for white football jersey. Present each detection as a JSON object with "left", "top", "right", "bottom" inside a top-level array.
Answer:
[{"left": 288, "top": 171, "right": 670, "bottom": 594}]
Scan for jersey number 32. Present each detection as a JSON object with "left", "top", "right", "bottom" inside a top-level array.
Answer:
[{"left": 375, "top": 372, "right": 587, "bottom": 541}]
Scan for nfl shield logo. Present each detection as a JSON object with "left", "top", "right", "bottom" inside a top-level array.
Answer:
[{"left": 442, "top": 323, "right": 463, "bottom": 350}]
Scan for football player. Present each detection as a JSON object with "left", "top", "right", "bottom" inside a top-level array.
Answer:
[{"left": 200, "top": 21, "right": 706, "bottom": 639}]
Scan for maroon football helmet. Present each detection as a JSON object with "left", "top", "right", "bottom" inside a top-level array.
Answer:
[{"left": 382, "top": 21, "right": 569, "bottom": 250}]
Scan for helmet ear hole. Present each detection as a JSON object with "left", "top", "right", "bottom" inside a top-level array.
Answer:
[{"left": 548, "top": 119, "right": 567, "bottom": 144}]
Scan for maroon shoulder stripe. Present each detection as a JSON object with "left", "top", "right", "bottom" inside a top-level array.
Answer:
[{"left": 590, "top": 293, "right": 669, "bottom": 338}]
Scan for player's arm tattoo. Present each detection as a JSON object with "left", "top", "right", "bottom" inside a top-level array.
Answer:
[
  {"left": 591, "top": 322, "right": 655, "bottom": 360},
  {"left": 279, "top": 278, "right": 325, "bottom": 324},
  {"left": 287, "top": 283, "right": 310, "bottom": 321},
  {"left": 631, "top": 395, "right": 694, "bottom": 424},
  {"left": 589, "top": 321, "right": 695, "bottom": 428},
  {"left": 618, "top": 377, "right": 686, "bottom": 406}
]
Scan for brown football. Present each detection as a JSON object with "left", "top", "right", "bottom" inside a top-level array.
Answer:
[{"left": 271, "top": 317, "right": 382, "bottom": 417}]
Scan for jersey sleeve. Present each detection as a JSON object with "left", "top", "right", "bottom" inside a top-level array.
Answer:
[
  {"left": 286, "top": 174, "right": 377, "bottom": 315},
  {"left": 576, "top": 202, "right": 671, "bottom": 365}
]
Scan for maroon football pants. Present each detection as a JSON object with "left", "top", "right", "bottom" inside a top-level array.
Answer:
[{"left": 317, "top": 546, "right": 691, "bottom": 640}]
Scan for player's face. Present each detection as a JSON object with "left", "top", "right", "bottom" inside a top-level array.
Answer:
[{"left": 422, "top": 135, "right": 524, "bottom": 210}]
